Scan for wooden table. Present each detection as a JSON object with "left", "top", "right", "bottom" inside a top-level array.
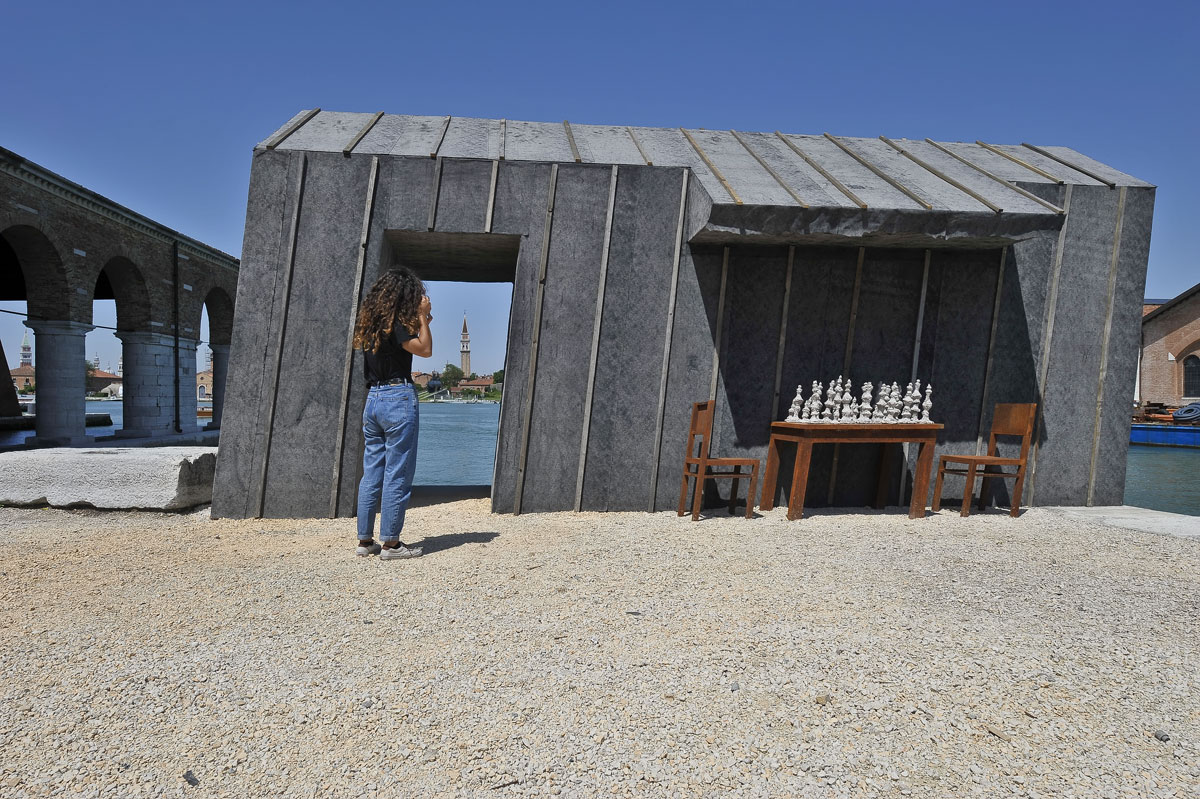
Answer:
[{"left": 760, "top": 422, "right": 944, "bottom": 520}]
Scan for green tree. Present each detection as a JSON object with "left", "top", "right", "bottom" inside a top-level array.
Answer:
[
  {"left": 441, "top": 363, "right": 464, "bottom": 388},
  {"left": 492, "top": 369, "right": 504, "bottom": 384}
]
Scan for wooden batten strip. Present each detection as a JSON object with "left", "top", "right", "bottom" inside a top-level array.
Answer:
[
  {"left": 484, "top": 160, "right": 499, "bottom": 233},
  {"left": 265, "top": 108, "right": 320, "bottom": 150},
  {"left": 256, "top": 153, "right": 307, "bottom": 517},
  {"left": 828, "top": 247, "right": 865, "bottom": 506},
  {"left": 924, "top": 140, "right": 1064, "bottom": 213},
  {"left": 627, "top": 127, "right": 653, "bottom": 165},
  {"left": 880, "top": 136, "right": 1002, "bottom": 213},
  {"left": 562, "top": 120, "right": 582, "bottom": 163},
  {"left": 648, "top": 169, "right": 691, "bottom": 511},
  {"left": 976, "top": 247, "right": 1009, "bottom": 457},
  {"left": 498, "top": 119, "right": 507, "bottom": 160},
  {"left": 1022, "top": 143, "right": 1117, "bottom": 189},
  {"left": 342, "top": 111, "right": 384, "bottom": 156},
  {"left": 775, "top": 132, "right": 867, "bottom": 209},
  {"left": 576, "top": 165, "right": 620, "bottom": 511},
  {"left": 899, "top": 249, "right": 933, "bottom": 504},
  {"left": 731, "top": 131, "right": 809, "bottom": 208},
  {"left": 513, "top": 164, "right": 559, "bottom": 515},
  {"left": 709, "top": 247, "right": 730, "bottom": 402},
  {"left": 681, "top": 129, "right": 742, "bottom": 205},
  {"left": 824, "top": 133, "right": 933, "bottom": 210},
  {"left": 430, "top": 115, "right": 451, "bottom": 159},
  {"left": 330, "top": 156, "right": 380, "bottom": 516},
  {"left": 427, "top": 158, "right": 444, "bottom": 231},
  {"left": 771, "top": 246, "right": 796, "bottom": 420},
  {"left": 1087, "top": 187, "right": 1128, "bottom": 504},
  {"left": 975, "top": 141, "right": 1064, "bottom": 184}
]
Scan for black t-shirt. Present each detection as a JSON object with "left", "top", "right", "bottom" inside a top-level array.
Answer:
[{"left": 363, "top": 327, "right": 417, "bottom": 384}]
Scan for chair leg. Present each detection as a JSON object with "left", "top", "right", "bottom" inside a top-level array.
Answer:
[
  {"left": 932, "top": 460, "right": 946, "bottom": 512},
  {"left": 961, "top": 464, "right": 976, "bottom": 517},
  {"left": 678, "top": 469, "right": 691, "bottom": 517},
  {"left": 978, "top": 469, "right": 990, "bottom": 511},
  {"left": 691, "top": 470, "right": 705, "bottom": 521},
  {"left": 728, "top": 476, "right": 740, "bottom": 516},
  {"left": 1010, "top": 469, "right": 1026, "bottom": 518},
  {"left": 745, "top": 464, "right": 759, "bottom": 519}
]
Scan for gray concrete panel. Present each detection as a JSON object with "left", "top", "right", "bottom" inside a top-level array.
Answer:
[
  {"left": 735, "top": 132, "right": 860, "bottom": 208},
  {"left": 351, "top": 114, "right": 409, "bottom": 155},
  {"left": 684, "top": 130, "right": 798, "bottom": 207},
  {"left": 582, "top": 167, "right": 684, "bottom": 511},
  {"left": 893, "top": 140, "right": 1052, "bottom": 215},
  {"left": 709, "top": 246, "right": 788, "bottom": 507},
  {"left": 1093, "top": 187, "right": 1155, "bottom": 505},
  {"left": 212, "top": 151, "right": 301, "bottom": 518},
  {"left": 770, "top": 247, "right": 859, "bottom": 506},
  {"left": 433, "top": 159, "right": 493, "bottom": 233},
  {"left": 277, "top": 111, "right": 378, "bottom": 153},
  {"left": 1030, "top": 186, "right": 1122, "bottom": 505},
  {"left": 490, "top": 162, "right": 554, "bottom": 513},
  {"left": 842, "top": 138, "right": 989, "bottom": 213},
  {"left": 388, "top": 116, "right": 453, "bottom": 158},
  {"left": 781, "top": 135, "right": 925, "bottom": 211},
  {"left": 1036, "top": 146, "right": 1153, "bottom": 189},
  {"left": 993, "top": 145, "right": 1106, "bottom": 187},
  {"left": 939, "top": 142, "right": 1061, "bottom": 186},
  {"left": 654, "top": 244, "right": 725, "bottom": 511},
  {"left": 521, "top": 165, "right": 612, "bottom": 512},
  {"left": 439, "top": 117, "right": 501, "bottom": 160},
  {"left": 925, "top": 250, "right": 1000, "bottom": 504},
  {"left": 834, "top": 248, "right": 927, "bottom": 507},
  {"left": 375, "top": 158, "right": 438, "bottom": 232},
  {"left": 256, "top": 109, "right": 315, "bottom": 149},
  {"left": 633, "top": 128, "right": 732, "bottom": 204},
  {"left": 571, "top": 125, "right": 647, "bottom": 165},
  {"left": 505, "top": 120, "right": 573, "bottom": 163},
  {"left": 261, "top": 153, "right": 374, "bottom": 517}
]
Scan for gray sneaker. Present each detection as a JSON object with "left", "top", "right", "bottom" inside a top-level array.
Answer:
[
  {"left": 380, "top": 543, "right": 422, "bottom": 560},
  {"left": 356, "top": 541, "right": 382, "bottom": 557}
]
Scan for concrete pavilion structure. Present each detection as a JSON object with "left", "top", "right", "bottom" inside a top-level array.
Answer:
[
  {"left": 1, "top": 147, "right": 239, "bottom": 444},
  {"left": 212, "top": 111, "right": 1154, "bottom": 519}
]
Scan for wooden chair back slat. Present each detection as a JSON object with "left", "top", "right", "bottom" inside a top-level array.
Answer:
[
  {"left": 986, "top": 402, "right": 1038, "bottom": 459},
  {"left": 685, "top": 400, "right": 715, "bottom": 461}
]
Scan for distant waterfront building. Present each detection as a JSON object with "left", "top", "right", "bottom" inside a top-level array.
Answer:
[
  {"left": 460, "top": 315, "right": 471, "bottom": 376},
  {"left": 411, "top": 371, "right": 432, "bottom": 388},
  {"left": 1140, "top": 282, "right": 1200, "bottom": 406}
]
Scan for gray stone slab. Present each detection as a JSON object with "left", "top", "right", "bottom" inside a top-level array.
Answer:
[
  {"left": 735, "top": 131, "right": 860, "bottom": 209},
  {"left": 684, "top": 130, "right": 798, "bottom": 207},
  {"left": 781, "top": 135, "right": 925, "bottom": 211},
  {"left": 570, "top": 124, "right": 647, "bottom": 165},
  {"left": 504, "top": 120, "right": 573, "bottom": 163},
  {"left": 433, "top": 159, "right": 493, "bottom": 233},
  {"left": 1093, "top": 187, "right": 1155, "bottom": 505},
  {"left": 261, "top": 153, "right": 374, "bottom": 518},
  {"left": 654, "top": 243, "right": 725, "bottom": 511},
  {"left": 389, "top": 116, "right": 453, "bottom": 158},
  {"left": 1031, "top": 186, "right": 1122, "bottom": 505},
  {"left": 1035, "top": 146, "right": 1154, "bottom": 189},
  {"left": 582, "top": 167, "right": 685, "bottom": 511},
  {"left": 352, "top": 114, "right": 409, "bottom": 155},
  {"left": 896, "top": 140, "right": 1052, "bottom": 215},
  {"left": 439, "top": 117, "right": 500, "bottom": 160},
  {"left": 375, "top": 157, "right": 439, "bottom": 232},
  {"left": 633, "top": 128, "right": 733, "bottom": 204},
  {"left": 771, "top": 247, "right": 859, "bottom": 507},
  {"left": 256, "top": 109, "right": 315, "bottom": 149},
  {"left": 709, "top": 246, "right": 788, "bottom": 508},
  {"left": 938, "top": 142, "right": 1061, "bottom": 186},
  {"left": 993, "top": 144, "right": 1106, "bottom": 187},
  {"left": 925, "top": 249, "right": 1001, "bottom": 505},
  {"left": 521, "top": 165, "right": 612, "bottom": 512},
  {"left": 0, "top": 447, "right": 216, "bottom": 510},
  {"left": 212, "top": 150, "right": 303, "bottom": 519},
  {"left": 277, "top": 111, "right": 378, "bottom": 153},
  {"left": 840, "top": 138, "right": 984, "bottom": 213},
  {"left": 490, "top": 162, "right": 554, "bottom": 513}
]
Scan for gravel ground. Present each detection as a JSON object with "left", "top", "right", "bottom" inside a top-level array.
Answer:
[{"left": 0, "top": 500, "right": 1196, "bottom": 798}]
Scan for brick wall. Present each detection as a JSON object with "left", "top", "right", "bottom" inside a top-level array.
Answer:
[{"left": 1141, "top": 290, "right": 1200, "bottom": 405}]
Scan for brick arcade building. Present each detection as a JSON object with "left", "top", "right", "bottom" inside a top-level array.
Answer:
[{"left": 1140, "top": 282, "right": 1200, "bottom": 407}]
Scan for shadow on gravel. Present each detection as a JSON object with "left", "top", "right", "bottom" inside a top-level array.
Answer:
[
  {"left": 410, "top": 485, "right": 491, "bottom": 508},
  {"left": 413, "top": 531, "right": 499, "bottom": 555}
]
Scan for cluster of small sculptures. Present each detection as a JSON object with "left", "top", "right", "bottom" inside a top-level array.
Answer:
[{"left": 785, "top": 377, "right": 933, "bottom": 424}]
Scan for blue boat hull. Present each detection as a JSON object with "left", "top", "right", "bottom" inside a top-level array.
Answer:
[{"left": 1131, "top": 424, "right": 1200, "bottom": 448}]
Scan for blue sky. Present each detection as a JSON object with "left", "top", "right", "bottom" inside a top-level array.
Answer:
[{"left": 2, "top": 0, "right": 1196, "bottom": 374}]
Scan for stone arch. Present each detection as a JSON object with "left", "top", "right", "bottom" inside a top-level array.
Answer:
[
  {"left": 0, "top": 224, "right": 70, "bottom": 321},
  {"left": 202, "top": 286, "right": 235, "bottom": 346},
  {"left": 92, "top": 256, "right": 152, "bottom": 332}
]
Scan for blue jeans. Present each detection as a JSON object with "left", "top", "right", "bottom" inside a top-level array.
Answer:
[{"left": 357, "top": 384, "right": 419, "bottom": 542}]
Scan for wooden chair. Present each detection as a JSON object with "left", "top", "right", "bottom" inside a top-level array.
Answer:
[
  {"left": 932, "top": 403, "right": 1037, "bottom": 517},
  {"left": 677, "top": 400, "right": 760, "bottom": 520}
]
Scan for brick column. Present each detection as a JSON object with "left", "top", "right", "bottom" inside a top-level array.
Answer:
[
  {"left": 24, "top": 319, "right": 94, "bottom": 446},
  {"left": 207, "top": 343, "right": 230, "bottom": 430},
  {"left": 115, "top": 331, "right": 187, "bottom": 437}
]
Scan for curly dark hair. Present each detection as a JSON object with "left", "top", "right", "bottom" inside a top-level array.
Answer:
[{"left": 353, "top": 267, "right": 426, "bottom": 354}]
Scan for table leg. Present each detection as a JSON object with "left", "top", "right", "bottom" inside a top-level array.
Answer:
[
  {"left": 761, "top": 435, "right": 780, "bottom": 511},
  {"left": 910, "top": 437, "right": 935, "bottom": 519},
  {"left": 787, "top": 441, "right": 813, "bottom": 521},
  {"left": 874, "top": 443, "right": 892, "bottom": 509}
]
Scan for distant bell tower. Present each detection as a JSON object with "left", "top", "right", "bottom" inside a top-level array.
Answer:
[
  {"left": 460, "top": 314, "right": 471, "bottom": 376},
  {"left": 20, "top": 330, "right": 32, "bottom": 366}
]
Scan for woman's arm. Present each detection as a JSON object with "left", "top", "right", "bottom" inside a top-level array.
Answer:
[{"left": 402, "top": 295, "right": 433, "bottom": 358}]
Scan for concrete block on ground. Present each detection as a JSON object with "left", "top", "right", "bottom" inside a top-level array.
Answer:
[{"left": 0, "top": 447, "right": 217, "bottom": 511}]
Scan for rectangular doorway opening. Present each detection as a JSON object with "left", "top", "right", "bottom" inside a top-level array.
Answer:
[{"left": 385, "top": 230, "right": 519, "bottom": 498}]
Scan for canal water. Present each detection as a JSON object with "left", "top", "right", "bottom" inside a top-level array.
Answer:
[{"left": 1123, "top": 445, "right": 1200, "bottom": 517}]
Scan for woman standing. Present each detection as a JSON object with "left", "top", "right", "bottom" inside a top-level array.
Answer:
[{"left": 351, "top": 267, "right": 433, "bottom": 560}]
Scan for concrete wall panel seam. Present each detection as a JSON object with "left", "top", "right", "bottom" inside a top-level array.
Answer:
[
  {"left": 975, "top": 246, "right": 1009, "bottom": 456},
  {"left": 708, "top": 247, "right": 730, "bottom": 402},
  {"left": 771, "top": 246, "right": 796, "bottom": 420},
  {"left": 828, "top": 247, "right": 866, "bottom": 505}
]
